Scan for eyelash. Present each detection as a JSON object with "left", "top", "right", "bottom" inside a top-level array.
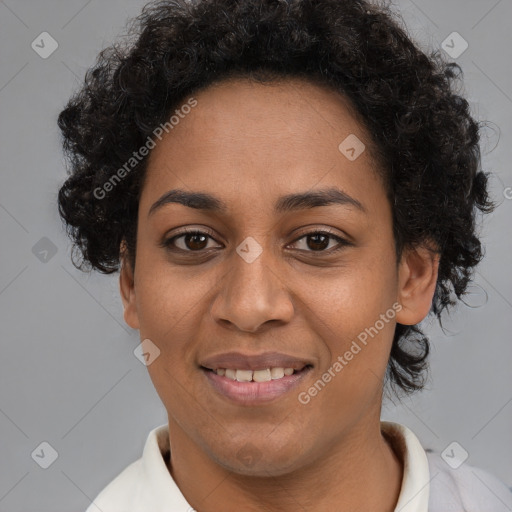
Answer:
[{"left": 161, "top": 227, "right": 351, "bottom": 255}]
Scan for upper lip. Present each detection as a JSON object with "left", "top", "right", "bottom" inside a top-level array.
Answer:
[{"left": 200, "top": 351, "right": 313, "bottom": 371}]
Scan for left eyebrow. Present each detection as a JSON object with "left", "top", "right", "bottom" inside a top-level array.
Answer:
[
  {"left": 147, "top": 186, "right": 366, "bottom": 218},
  {"left": 275, "top": 187, "right": 366, "bottom": 214}
]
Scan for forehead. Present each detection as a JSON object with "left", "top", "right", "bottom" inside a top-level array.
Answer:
[
  {"left": 151, "top": 76, "right": 372, "bottom": 153},
  {"left": 141, "top": 77, "right": 386, "bottom": 216}
]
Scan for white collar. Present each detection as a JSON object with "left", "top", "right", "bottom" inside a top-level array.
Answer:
[
  {"left": 381, "top": 421, "right": 430, "bottom": 511},
  {"left": 88, "top": 421, "right": 431, "bottom": 511}
]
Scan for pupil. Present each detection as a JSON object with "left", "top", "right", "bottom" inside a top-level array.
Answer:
[
  {"left": 308, "top": 234, "right": 328, "bottom": 251},
  {"left": 187, "top": 233, "right": 207, "bottom": 250}
]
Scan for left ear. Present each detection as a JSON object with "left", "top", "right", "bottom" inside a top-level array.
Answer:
[{"left": 396, "top": 243, "right": 440, "bottom": 326}]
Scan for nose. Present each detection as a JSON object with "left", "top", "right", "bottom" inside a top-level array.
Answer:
[{"left": 209, "top": 239, "right": 295, "bottom": 333}]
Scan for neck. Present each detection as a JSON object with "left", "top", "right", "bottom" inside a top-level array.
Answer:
[{"left": 166, "top": 414, "right": 403, "bottom": 512}]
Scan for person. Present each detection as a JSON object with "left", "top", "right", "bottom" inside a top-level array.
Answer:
[{"left": 57, "top": 0, "right": 512, "bottom": 510}]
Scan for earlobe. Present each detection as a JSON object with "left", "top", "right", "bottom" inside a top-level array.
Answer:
[
  {"left": 119, "top": 255, "right": 140, "bottom": 330},
  {"left": 396, "top": 244, "right": 440, "bottom": 326}
]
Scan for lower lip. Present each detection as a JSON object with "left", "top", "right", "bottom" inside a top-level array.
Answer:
[{"left": 202, "top": 366, "right": 313, "bottom": 406}]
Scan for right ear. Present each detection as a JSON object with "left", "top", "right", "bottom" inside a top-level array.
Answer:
[{"left": 119, "top": 243, "right": 140, "bottom": 330}]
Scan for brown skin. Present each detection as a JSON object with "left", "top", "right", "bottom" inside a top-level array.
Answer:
[{"left": 120, "top": 77, "right": 439, "bottom": 512}]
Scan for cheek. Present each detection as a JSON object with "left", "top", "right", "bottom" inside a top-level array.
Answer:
[
  {"left": 134, "top": 239, "right": 212, "bottom": 335},
  {"left": 132, "top": 260, "right": 205, "bottom": 412},
  {"left": 303, "top": 250, "right": 399, "bottom": 398},
  {"left": 132, "top": 245, "right": 224, "bottom": 390},
  {"left": 309, "top": 250, "right": 398, "bottom": 339}
]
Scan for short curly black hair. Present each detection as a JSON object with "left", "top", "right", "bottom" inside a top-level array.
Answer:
[{"left": 57, "top": 0, "right": 494, "bottom": 397}]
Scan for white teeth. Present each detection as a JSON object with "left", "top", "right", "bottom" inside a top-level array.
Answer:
[
  {"left": 235, "top": 369, "right": 253, "bottom": 382},
  {"left": 225, "top": 368, "right": 236, "bottom": 380},
  {"left": 270, "top": 367, "right": 285, "bottom": 379},
  {"left": 253, "top": 369, "right": 271, "bottom": 382},
  {"left": 214, "top": 367, "right": 298, "bottom": 381}
]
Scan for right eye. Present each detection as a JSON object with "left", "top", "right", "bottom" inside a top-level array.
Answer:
[{"left": 162, "top": 229, "right": 222, "bottom": 252}]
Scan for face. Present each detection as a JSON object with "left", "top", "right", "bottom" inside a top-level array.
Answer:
[{"left": 120, "top": 77, "right": 438, "bottom": 477}]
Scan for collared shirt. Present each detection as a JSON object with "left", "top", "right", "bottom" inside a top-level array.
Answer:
[{"left": 85, "top": 421, "right": 512, "bottom": 512}]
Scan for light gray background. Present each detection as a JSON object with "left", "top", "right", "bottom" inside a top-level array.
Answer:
[{"left": 0, "top": 0, "right": 511, "bottom": 510}]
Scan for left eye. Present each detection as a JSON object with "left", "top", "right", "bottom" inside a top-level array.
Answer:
[{"left": 289, "top": 231, "right": 349, "bottom": 253}]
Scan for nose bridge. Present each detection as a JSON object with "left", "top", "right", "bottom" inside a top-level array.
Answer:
[
  {"left": 228, "top": 234, "right": 278, "bottom": 305},
  {"left": 210, "top": 234, "right": 294, "bottom": 331}
]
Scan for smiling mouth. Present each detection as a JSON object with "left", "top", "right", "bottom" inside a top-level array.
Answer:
[
  {"left": 200, "top": 364, "right": 314, "bottom": 405},
  {"left": 200, "top": 365, "right": 313, "bottom": 382}
]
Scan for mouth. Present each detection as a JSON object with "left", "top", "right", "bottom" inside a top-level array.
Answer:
[
  {"left": 200, "top": 365, "right": 313, "bottom": 382},
  {"left": 200, "top": 364, "right": 314, "bottom": 405}
]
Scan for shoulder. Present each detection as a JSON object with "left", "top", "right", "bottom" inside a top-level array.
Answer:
[
  {"left": 84, "top": 424, "right": 173, "bottom": 512},
  {"left": 425, "top": 450, "right": 512, "bottom": 512},
  {"left": 381, "top": 421, "right": 512, "bottom": 512},
  {"left": 85, "top": 458, "right": 144, "bottom": 512}
]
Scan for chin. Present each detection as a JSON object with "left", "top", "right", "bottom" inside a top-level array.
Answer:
[{"left": 209, "top": 440, "right": 304, "bottom": 477}]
